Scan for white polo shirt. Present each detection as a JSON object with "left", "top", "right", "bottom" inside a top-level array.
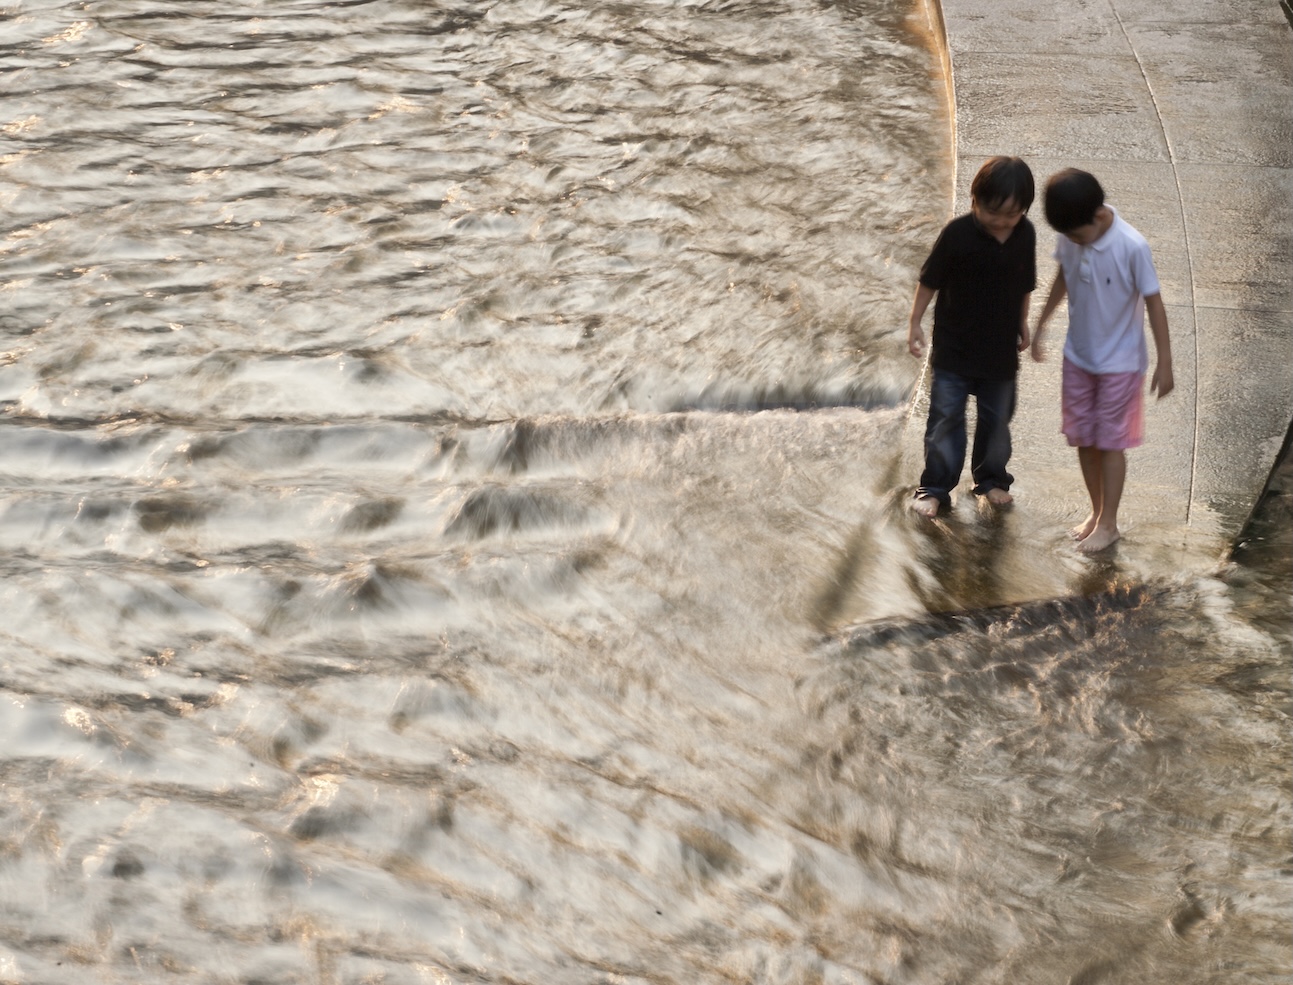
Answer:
[{"left": 1055, "top": 207, "right": 1161, "bottom": 374}]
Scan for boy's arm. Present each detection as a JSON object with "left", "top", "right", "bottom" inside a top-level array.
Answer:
[
  {"left": 1030, "top": 266, "right": 1067, "bottom": 362},
  {"left": 1145, "top": 292, "right": 1173, "bottom": 398},
  {"left": 907, "top": 283, "right": 936, "bottom": 358},
  {"left": 1017, "top": 292, "right": 1032, "bottom": 352}
]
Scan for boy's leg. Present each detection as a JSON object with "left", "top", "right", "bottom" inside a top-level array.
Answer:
[
  {"left": 1078, "top": 449, "right": 1126, "bottom": 552},
  {"left": 1073, "top": 369, "right": 1141, "bottom": 551},
  {"left": 969, "top": 377, "right": 1016, "bottom": 503},
  {"left": 1074, "top": 446, "right": 1103, "bottom": 541},
  {"left": 915, "top": 369, "right": 970, "bottom": 514},
  {"left": 1073, "top": 447, "right": 1126, "bottom": 552},
  {"left": 1063, "top": 359, "right": 1103, "bottom": 540}
]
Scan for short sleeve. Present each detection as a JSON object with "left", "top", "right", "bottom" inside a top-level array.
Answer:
[
  {"left": 918, "top": 225, "right": 951, "bottom": 290},
  {"left": 1022, "top": 222, "right": 1037, "bottom": 292},
  {"left": 1131, "top": 239, "right": 1161, "bottom": 298}
]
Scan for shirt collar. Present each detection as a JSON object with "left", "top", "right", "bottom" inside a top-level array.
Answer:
[{"left": 1089, "top": 206, "right": 1119, "bottom": 252}]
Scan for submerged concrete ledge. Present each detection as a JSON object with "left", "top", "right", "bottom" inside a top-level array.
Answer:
[{"left": 910, "top": 0, "right": 1292, "bottom": 558}]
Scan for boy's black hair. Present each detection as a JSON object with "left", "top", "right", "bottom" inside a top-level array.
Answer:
[
  {"left": 970, "top": 156, "right": 1035, "bottom": 212},
  {"left": 1043, "top": 168, "right": 1105, "bottom": 232}
]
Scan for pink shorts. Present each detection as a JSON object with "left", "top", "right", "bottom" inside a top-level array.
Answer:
[{"left": 1061, "top": 358, "right": 1144, "bottom": 450}]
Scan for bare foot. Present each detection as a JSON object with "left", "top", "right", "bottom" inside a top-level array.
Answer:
[
  {"left": 1070, "top": 515, "right": 1098, "bottom": 541},
  {"left": 985, "top": 487, "right": 1013, "bottom": 506},
  {"left": 1076, "top": 526, "right": 1121, "bottom": 554},
  {"left": 911, "top": 495, "right": 940, "bottom": 518}
]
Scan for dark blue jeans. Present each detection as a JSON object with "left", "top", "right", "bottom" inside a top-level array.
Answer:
[{"left": 917, "top": 369, "right": 1016, "bottom": 506}]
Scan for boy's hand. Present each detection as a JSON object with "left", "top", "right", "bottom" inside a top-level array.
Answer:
[
  {"left": 907, "top": 325, "right": 926, "bottom": 358},
  {"left": 1030, "top": 335, "right": 1046, "bottom": 362},
  {"left": 1017, "top": 324, "right": 1031, "bottom": 352},
  {"left": 1151, "top": 361, "right": 1174, "bottom": 398}
]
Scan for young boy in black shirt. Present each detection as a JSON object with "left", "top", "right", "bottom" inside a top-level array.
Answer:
[{"left": 907, "top": 156, "right": 1037, "bottom": 517}]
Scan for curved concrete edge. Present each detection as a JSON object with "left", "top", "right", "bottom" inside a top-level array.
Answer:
[
  {"left": 910, "top": 0, "right": 1293, "bottom": 564},
  {"left": 1231, "top": 414, "right": 1293, "bottom": 560},
  {"left": 915, "top": 0, "right": 956, "bottom": 194}
]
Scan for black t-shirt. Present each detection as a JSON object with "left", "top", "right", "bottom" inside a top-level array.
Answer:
[{"left": 919, "top": 212, "right": 1036, "bottom": 380}]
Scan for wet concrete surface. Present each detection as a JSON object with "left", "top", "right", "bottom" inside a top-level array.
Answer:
[{"left": 904, "top": 0, "right": 1293, "bottom": 580}]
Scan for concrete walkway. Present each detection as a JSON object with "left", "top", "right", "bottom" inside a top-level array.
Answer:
[{"left": 908, "top": 0, "right": 1292, "bottom": 568}]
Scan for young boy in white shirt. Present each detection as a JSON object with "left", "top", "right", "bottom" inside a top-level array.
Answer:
[{"left": 1031, "top": 168, "right": 1174, "bottom": 553}]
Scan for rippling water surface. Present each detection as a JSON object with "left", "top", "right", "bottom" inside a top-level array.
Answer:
[{"left": 1, "top": 2, "right": 1288, "bottom": 983}]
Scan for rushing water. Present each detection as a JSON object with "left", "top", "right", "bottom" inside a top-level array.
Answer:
[{"left": 0, "top": 2, "right": 1289, "bottom": 983}]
